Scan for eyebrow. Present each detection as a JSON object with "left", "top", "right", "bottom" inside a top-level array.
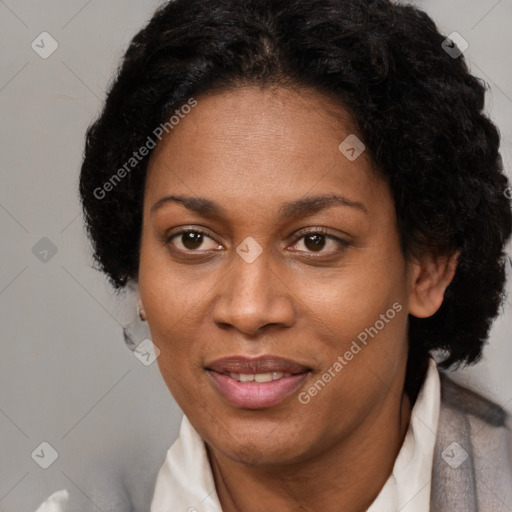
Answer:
[{"left": 150, "top": 193, "right": 368, "bottom": 219}]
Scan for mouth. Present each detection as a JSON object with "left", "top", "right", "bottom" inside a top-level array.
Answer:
[{"left": 205, "top": 355, "right": 312, "bottom": 409}]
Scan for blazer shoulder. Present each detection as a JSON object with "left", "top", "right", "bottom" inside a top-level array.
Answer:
[
  {"left": 431, "top": 371, "right": 512, "bottom": 511},
  {"left": 438, "top": 370, "right": 509, "bottom": 428}
]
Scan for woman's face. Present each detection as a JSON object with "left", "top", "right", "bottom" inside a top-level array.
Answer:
[{"left": 138, "top": 85, "right": 417, "bottom": 465}]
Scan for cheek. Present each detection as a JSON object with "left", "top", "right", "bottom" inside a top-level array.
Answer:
[
  {"left": 148, "top": 310, "right": 207, "bottom": 410},
  {"left": 292, "top": 252, "right": 407, "bottom": 338},
  {"left": 138, "top": 239, "right": 204, "bottom": 374},
  {"left": 138, "top": 232, "right": 203, "bottom": 326},
  {"left": 290, "top": 247, "right": 410, "bottom": 401}
]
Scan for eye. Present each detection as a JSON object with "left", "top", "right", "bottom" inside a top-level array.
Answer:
[
  {"left": 166, "top": 229, "right": 222, "bottom": 252},
  {"left": 164, "top": 227, "right": 351, "bottom": 256},
  {"left": 290, "top": 228, "right": 351, "bottom": 255}
]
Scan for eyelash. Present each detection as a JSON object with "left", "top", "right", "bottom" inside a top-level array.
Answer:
[{"left": 165, "top": 227, "right": 351, "bottom": 256}]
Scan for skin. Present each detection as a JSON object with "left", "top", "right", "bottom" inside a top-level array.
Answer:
[{"left": 137, "top": 85, "right": 458, "bottom": 512}]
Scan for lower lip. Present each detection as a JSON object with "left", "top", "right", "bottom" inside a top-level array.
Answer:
[{"left": 207, "top": 370, "right": 310, "bottom": 409}]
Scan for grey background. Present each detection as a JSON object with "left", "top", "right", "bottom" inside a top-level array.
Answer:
[{"left": 0, "top": 0, "right": 511, "bottom": 510}]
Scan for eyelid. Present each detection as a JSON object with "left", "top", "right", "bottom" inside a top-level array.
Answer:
[
  {"left": 165, "top": 226, "right": 221, "bottom": 250},
  {"left": 291, "top": 226, "right": 351, "bottom": 244},
  {"left": 288, "top": 227, "right": 352, "bottom": 254},
  {"left": 165, "top": 226, "right": 215, "bottom": 242}
]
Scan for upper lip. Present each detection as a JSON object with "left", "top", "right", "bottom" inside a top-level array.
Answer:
[{"left": 206, "top": 355, "right": 310, "bottom": 375}]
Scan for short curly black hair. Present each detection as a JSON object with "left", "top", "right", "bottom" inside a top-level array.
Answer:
[{"left": 79, "top": 0, "right": 512, "bottom": 370}]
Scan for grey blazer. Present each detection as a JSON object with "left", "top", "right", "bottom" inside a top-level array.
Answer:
[
  {"left": 80, "top": 372, "right": 512, "bottom": 511},
  {"left": 431, "top": 373, "right": 512, "bottom": 511}
]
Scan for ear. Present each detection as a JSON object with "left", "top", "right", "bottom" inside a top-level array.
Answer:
[
  {"left": 137, "top": 295, "right": 147, "bottom": 321},
  {"left": 408, "top": 250, "right": 460, "bottom": 319},
  {"left": 132, "top": 277, "right": 147, "bottom": 321}
]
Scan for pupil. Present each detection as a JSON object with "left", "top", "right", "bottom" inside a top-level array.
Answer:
[
  {"left": 183, "top": 232, "right": 203, "bottom": 250},
  {"left": 305, "top": 234, "right": 325, "bottom": 251}
]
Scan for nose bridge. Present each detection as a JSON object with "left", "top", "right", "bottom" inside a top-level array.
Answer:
[
  {"left": 231, "top": 251, "right": 273, "bottom": 301},
  {"left": 212, "top": 246, "right": 295, "bottom": 334}
]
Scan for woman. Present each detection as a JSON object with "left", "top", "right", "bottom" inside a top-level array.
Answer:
[{"left": 40, "top": 0, "right": 512, "bottom": 510}]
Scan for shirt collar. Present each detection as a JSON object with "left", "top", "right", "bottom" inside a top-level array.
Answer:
[{"left": 367, "top": 356, "right": 441, "bottom": 511}]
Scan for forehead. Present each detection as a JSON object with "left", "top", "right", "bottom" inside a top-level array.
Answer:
[
  {"left": 144, "top": 86, "right": 387, "bottom": 220},
  {"left": 148, "top": 85, "right": 361, "bottom": 163}
]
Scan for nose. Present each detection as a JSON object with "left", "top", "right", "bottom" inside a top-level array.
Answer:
[{"left": 211, "top": 253, "right": 295, "bottom": 336}]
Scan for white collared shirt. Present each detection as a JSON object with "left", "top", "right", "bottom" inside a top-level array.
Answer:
[{"left": 151, "top": 357, "right": 441, "bottom": 512}]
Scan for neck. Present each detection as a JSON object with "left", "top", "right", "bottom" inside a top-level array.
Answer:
[{"left": 208, "top": 382, "right": 412, "bottom": 512}]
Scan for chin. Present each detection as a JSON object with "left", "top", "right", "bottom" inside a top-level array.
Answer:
[{"left": 211, "top": 429, "right": 314, "bottom": 467}]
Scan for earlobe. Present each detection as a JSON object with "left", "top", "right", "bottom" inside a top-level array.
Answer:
[
  {"left": 408, "top": 250, "right": 460, "bottom": 319},
  {"left": 131, "top": 277, "right": 147, "bottom": 321},
  {"left": 138, "top": 298, "right": 147, "bottom": 321},
  {"left": 137, "top": 293, "right": 147, "bottom": 321}
]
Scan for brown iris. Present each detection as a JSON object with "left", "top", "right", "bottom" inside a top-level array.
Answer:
[
  {"left": 304, "top": 234, "right": 326, "bottom": 252},
  {"left": 182, "top": 232, "right": 204, "bottom": 250}
]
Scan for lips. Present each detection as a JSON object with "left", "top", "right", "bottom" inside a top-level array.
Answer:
[
  {"left": 205, "top": 355, "right": 311, "bottom": 409},
  {"left": 205, "top": 355, "right": 310, "bottom": 375}
]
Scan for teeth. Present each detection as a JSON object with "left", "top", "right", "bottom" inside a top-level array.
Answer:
[
  {"left": 254, "top": 373, "right": 273, "bottom": 383},
  {"left": 228, "top": 372, "right": 293, "bottom": 382}
]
